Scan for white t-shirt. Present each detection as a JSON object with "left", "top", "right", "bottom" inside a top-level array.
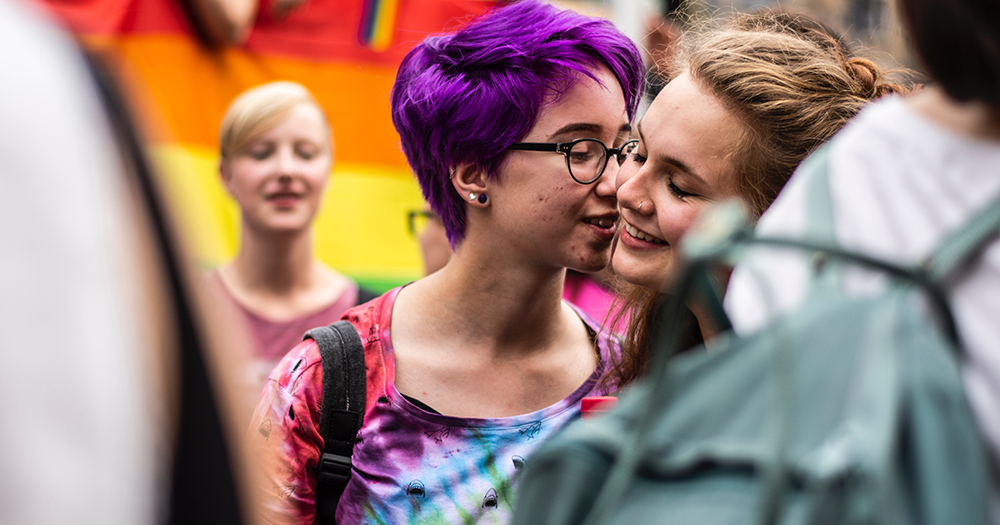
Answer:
[
  {"left": 726, "top": 94, "right": 1000, "bottom": 493},
  {"left": 0, "top": 1, "right": 160, "bottom": 523}
]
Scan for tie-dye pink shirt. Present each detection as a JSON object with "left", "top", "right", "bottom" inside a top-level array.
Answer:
[{"left": 249, "top": 287, "right": 619, "bottom": 525}]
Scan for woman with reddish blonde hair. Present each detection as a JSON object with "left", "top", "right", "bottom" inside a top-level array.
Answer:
[{"left": 605, "top": 11, "right": 904, "bottom": 388}]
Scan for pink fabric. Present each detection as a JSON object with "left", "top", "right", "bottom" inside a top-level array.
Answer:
[
  {"left": 562, "top": 272, "right": 625, "bottom": 332},
  {"left": 208, "top": 271, "right": 360, "bottom": 398}
]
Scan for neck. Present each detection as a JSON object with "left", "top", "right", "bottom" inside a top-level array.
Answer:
[
  {"left": 229, "top": 224, "right": 316, "bottom": 294},
  {"left": 402, "top": 240, "right": 571, "bottom": 355},
  {"left": 908, "top": 85, "right": 1000, "bottom": 141}
]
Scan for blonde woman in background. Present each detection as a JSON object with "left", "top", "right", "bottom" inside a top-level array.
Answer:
[{"left": 208, "top": 81, "right": 376, "bottom": 401}]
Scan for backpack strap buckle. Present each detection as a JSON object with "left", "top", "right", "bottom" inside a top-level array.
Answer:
[{"left": 317, "top": 452, "right": 353, "bottom": 485}]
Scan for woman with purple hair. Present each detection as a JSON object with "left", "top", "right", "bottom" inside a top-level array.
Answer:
[{"left": 247, "top": 1, "right": 644, "bottom": 523}]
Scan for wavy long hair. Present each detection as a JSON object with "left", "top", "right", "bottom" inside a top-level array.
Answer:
[{"left": 605, "top": 10, "right": 908, "bottom": 389}]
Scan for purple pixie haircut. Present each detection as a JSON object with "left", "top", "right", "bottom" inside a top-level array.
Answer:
[{"left": 391, "top": 0, "right": 644, "bottom": 246}]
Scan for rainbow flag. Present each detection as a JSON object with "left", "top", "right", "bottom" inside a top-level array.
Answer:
[
  {"left": 358, "top": 0, "right": 400, "bottom": 51},
  {"left": 35, "top": 0, "right": 497, "bottom": 291}
]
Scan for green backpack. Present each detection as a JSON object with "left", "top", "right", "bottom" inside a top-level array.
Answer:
[{"left": 511, "top": 147, "right": 995, "bottom": 525}]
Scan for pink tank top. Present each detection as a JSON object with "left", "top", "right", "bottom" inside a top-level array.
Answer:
[{"left": 209, "top": 271, "right": 360, "bottom": 400}]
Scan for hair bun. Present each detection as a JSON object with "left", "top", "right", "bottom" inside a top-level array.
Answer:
[
  {"left": 845, "top": 57, "right": 879, "bottom": 97},
  {"left": 844, "top": 56, "right": 902, "bottom": 99}
]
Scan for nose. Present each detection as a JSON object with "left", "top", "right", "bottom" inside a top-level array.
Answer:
[
  {"left": 276, "top": 146, "right": 299, "bottom": 178},
  {"left": 615, "top": 161, "right": 651, "bottom": 215},
  {"left": 593, "top": 157, "right": 619, "bottom": 198}
]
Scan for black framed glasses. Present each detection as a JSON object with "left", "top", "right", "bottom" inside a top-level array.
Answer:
[
  {"left": 407, "top": 209, "right": 440, "bottom": 238},
  {"left": 507, "top": 138, "right": 639, "bottom": 184}
]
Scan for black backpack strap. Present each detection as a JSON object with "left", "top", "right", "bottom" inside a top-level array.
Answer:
[{"left": 304, "top": 320, "right": 366, "bottom": 524}]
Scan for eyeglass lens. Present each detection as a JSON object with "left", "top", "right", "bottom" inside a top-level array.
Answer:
[
  {"left": 567, "top": 139, "right": 638, "bottom": 183},
  {"left": 408, "top": 211, "right": 438, "bottom": 238},
  {"left": 567, "top": 140, "right": 609, "bottom": 183}
]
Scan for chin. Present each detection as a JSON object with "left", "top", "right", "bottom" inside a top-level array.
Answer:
[
  {"left": 612, "top": 256, "right": 669, "bottom": 292},
  {"left": 568, "top": 249, "right": 612, "bottom": 274}
]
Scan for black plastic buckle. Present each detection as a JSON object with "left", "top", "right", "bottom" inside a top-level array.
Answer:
[{"left": 317, "top": 453, "right": 353, "bottom": 485}]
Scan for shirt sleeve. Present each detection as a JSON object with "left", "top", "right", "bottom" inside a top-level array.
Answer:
[{"left": 248, "top": 340, "right": 325, "bottom": 525}]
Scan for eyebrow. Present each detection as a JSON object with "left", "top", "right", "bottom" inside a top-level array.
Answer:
[
  {"left": 549, "top": 122, "right": 632, "bottom": 140},
  {"left": 636, "top": 120, "right": 708, "bottom": 186}
]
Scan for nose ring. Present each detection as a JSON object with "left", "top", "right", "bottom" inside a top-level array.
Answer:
[{"left": 637, "top": 201, "right": 646, "bottom": 213}]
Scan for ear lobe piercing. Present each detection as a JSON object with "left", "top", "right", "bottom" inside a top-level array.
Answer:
[
  {"left": 477, "top": 194, "right": 487, "bottom": 204},
  {"left": 469, "top": 193, "right": 477, "bottom": 201}
]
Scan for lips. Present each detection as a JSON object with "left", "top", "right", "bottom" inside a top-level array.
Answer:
[
  {"left": 582, "top": 215, "right": 618, "bottom": 229},
  {"left": 622, "top": 220, "right": 667, "bottom": 245},
  {"left": 582, "top": 213, "right": 619, "bottom": 242},
  {"left": 266, "top": 191, "right": 302, "bottom": 201}
]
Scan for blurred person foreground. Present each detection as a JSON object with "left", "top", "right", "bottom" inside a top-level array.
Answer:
[
  {"left": 725, "top": 0, "right": 1000, "bottom": 518},
  {"left": 1, "top": 1, "right": 257, "bottom": 524}
]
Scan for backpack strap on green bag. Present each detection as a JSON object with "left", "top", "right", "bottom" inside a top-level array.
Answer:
[
  {"left": 802, "top": 144, "right": 836, "bottom": 243},
  {"left": 304, "top": 320, "right": 367, "bottom": 524},
  {"left": 799, "top": 144, "right": 843, "bottom": 293},
  {"left": 921, "top": 192, "right": 1000, "bottom": 282}
]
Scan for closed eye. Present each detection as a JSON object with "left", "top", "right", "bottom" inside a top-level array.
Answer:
[
  {"left": 668, "top": 180, "right": 698, "bottom": 199},
  {"left": 249, "top": 148, "right": 272, "bottom": 160},
  {"left": 296, "top": 142, "right": 321, "bottom": 160}
]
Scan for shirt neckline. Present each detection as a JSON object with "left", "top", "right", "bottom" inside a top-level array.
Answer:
[{"left": 374, "top": 286, "right": 612, "bottom": 428}]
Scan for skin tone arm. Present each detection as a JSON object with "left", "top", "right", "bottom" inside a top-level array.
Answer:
[{"left": 188, "top": 0, "right": 257, "bottom": 46}]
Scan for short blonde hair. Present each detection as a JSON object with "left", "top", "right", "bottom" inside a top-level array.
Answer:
[{"left": 219, "top": 81, "right": 330, "bottom": 159}]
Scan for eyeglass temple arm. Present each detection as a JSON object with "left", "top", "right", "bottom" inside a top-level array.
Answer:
[{"left": 507, "top": 143, "right": 561, "bottom": 152}]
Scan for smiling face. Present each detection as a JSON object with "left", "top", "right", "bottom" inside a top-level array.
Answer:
[
  {"left": 221, "top": 102, "right": 333, "bottom": 234},
  {"left": 486, "top": 65, "right": 630, "bottom": 273},
  {"left": 612, "top": 71, "right": 744, "bottom": 291}
]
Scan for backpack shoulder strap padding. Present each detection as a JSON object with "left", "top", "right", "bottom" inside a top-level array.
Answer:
[{"left": 304, "top": 320, "right": 366, "bottom": 523}]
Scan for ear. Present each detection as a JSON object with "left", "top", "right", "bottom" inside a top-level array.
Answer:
[
  {"left": 219, "top": 160, "right": 233, "bottom": 193},
  {"left": 450, "top": 163, "right": 490, "bottom": 207}
]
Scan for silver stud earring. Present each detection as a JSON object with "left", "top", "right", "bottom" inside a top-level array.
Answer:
[{"left": 469, "top": 193, "right": 477, "bottom": 201}]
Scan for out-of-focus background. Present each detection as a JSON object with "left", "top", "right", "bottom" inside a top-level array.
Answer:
[{"left": 32, "top": 0, "right": 912, "bottom": 293}]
